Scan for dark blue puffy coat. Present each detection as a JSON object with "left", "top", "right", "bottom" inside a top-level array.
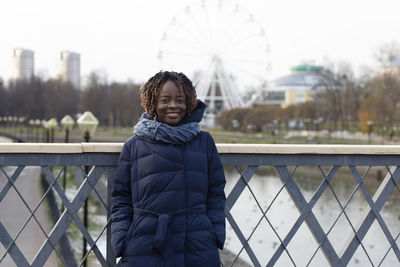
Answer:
[{"left": 111, "top": 106, "right": 226, "bottom": 266}]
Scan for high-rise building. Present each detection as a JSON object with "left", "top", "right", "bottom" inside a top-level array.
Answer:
[
  {"left": 57, "top": 51, "right": 80, "bottom": 89},
  {"left": 11, "top": 48, "right": 34, "bottom": 81}
]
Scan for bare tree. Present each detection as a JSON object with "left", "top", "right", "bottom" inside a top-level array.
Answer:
[
  {"left": 109, "top": 82, "right": 143, "bottom": 127},
  {"left": 359, "top": 94, "right": 393, "bottom": 133},
  {"left": 242, "top": 106, "right": 281, "bottom": 132},
  {"left": 374, "top": 41, "right": 400, "bottom": 67},
  {"left": 80, "top": 72, "right": 143, "bottom": 127},
  {"left": 44, "top": 79, "right": 80, "bottom": 120},
  {"left": 81, "top": 72, "right": 111, "bottom": 125},
  {"left": 360, "top": 72, "right": 400, "bottom": 132},
  {"left": 7, "top": 77, "right": 48, "bottom": 119},
  {"left": 0, "top": 81, "right": 8, "bottom": 116},
  {"left": 216, "top": 107, "right": 252, "bottom": 130}
]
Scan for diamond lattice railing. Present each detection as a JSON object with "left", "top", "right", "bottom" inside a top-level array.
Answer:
[
  {"left": 221, "top": 154, "right": 400, "bottom": 267},
  {"left": 0, "top": 159, "right": 117, "bottom": 267},
  {"left": 0, "top": 147, "right": 399, "bottom": 266},
  {"left": 38, "top": 166, "right": 108, "bottom": 266}
]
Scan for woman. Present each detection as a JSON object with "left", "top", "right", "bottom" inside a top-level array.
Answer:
[{"left": 111, "top": 71, "right": 226, "bottom": 266}]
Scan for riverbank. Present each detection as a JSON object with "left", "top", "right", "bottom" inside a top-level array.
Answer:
[{"left": 2, "top": 126, "right": 397, "bottom": 144}]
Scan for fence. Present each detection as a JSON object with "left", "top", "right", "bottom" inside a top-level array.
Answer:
[{"left": 0, "top": 143, "right": 399, "bottom": 266}]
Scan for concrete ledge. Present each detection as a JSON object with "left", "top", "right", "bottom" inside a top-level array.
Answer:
[
  {"left": 216, "top": 144, "right": 400, "bottom": 154},
  {"left": 81, "top": 143, "right": 124, "bottom": 153},
  {"left": 0, "top": 143, "right": 123, "bottom": 153},
  {"left": 1, "top": 143, "right": 400, "bottom": 154},
  {"left": 0, "top": 143, "right": 84, "bottom": 153}
]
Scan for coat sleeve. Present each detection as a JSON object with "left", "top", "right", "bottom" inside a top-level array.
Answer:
[
  {"left": 206, "top": 133, "right": 226, "bottom": 250},
  {"left": 111, "top": 141, "right": 133, "bottom": 258}
]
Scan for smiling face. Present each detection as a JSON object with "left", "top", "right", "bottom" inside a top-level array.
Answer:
[{"left": 156, "top": 80, "right": 187, "bottom": 126}]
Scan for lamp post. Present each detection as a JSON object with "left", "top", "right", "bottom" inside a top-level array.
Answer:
[
  {"left": 272, "top": 119, "right": 278, "bottom": 143},
  {"left": 47, "top": 118, "right": 58, "bottom": 143},
  {"left": 34, "top": 119, "right": 41, "bottom": 142},
  {"left": 367, "top": 120, "right": 374, "bottom": 144},
  {"left": 12, "top": 116, "right": 18, "bottom": 135},
  {"left": 18, "top": 117, "right": 25, "bottom": 139},
  {"left": 77, "top": 111, "right": 99, "bottom": 267},
  {"left": 3, "top": 117, "right": 8, "bottom": 132},
  {"left": 77, "top": 111, "right": 98, "bottom": 143},
  {"left": 28, "top": 120, "right": 34, "bottom": 141},
  {"left": 60, "top": 115, "right": 75, "bottom": 212},
  {"left": 61, "top": 115, "right": 74, "bottom": 143},
  {"left": 7, "top": 116, "right": 12, "bottom": 133},
  {"left": 42, "top": 120, "right": 50, "bottom": 143}
]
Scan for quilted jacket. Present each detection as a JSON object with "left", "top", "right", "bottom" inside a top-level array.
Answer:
[{"left": 111, "top": 103, "right": 226, "bottom": 267}]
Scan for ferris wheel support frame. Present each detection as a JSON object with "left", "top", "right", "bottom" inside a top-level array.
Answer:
[{"left": 158, "top": 0, "right": 270, "bottom": 126}]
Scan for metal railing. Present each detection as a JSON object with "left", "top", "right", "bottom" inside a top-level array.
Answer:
[{"left": 0, "top": 143, "right": 399, "bottom": 266}]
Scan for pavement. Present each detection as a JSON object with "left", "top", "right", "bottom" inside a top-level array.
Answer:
[{"left": 0, "top": 136, "right": 12, "bottom": 143}]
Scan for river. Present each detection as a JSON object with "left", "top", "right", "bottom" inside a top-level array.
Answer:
[{"left": 224, "top": 166, "right": 400, "bottom": 266}]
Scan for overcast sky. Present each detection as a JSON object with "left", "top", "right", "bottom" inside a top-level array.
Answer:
[{"left": 1, "top": 0, "right": 399, "bottom": 85}]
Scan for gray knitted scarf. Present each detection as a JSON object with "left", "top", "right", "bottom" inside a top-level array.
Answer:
[{"left": 133, "top": 113, "right": 200, "bottom": 144}]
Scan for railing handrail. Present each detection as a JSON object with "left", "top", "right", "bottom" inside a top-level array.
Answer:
[{"left": 1, "top": 143, "right": 400, "bottom": 154}]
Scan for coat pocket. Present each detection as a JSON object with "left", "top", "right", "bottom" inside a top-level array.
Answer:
[
  {"left": 209, "top": 228, "right": 218, "bottom": 246},
  {"left": 204, "top": 216, "right": 218, "bottom": 246}
]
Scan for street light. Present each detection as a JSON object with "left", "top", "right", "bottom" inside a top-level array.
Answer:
[
  {"left": 60, "top": 115, "right": 75, "bottom": 212},
  {"left": 77, "top": 111, "right": 99, "bottom": 143},
  {"left": 34, "top": 119, "right": 41, "bottom": 142},
  {"left": 18, "top": 117, "right": 25, "bottom": 138},
  {"left": 7, "top": 116, "right": 12, "bottom": 133},
  {"left": 77, "top": 111, "right": 99, "bottom": 267},
  {"left": 367, "top": 120, "right": 374, "bottom": 144},
  {"left": 12, "top": 116, "right": 18, "bottom": 135},
  {"left": 42, "top": 120, "right": 50, "bottom": 143},
  {"left": 272, "top": 119, "right": 278, "bottom": 143},
  {"left": 42, "top": 120, "right": 48, "bottom": 142},
  {"left": 2, "top": 117, "right": 8, "bottom": 132},
  {"left": 28, "top": 119, "right": 34, "bottom": 141},
  {"left": 61, "top": 115, "right": 74, "bottom": 143},
  {"left": 47, "top": 118, "right": 58, "bottom": 143}
]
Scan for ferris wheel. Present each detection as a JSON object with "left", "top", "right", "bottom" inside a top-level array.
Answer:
[{"left": 158, "top": 0, "right": 271, "bottom": 126}]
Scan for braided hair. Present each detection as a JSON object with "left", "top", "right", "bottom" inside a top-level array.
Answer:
[{"left": 140, "top": 71, "right": 197, "bottom": 120}]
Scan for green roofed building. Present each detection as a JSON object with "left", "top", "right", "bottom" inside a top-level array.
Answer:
[
  {"left": 380, "top": 58, "right": 400, "bottom": 76},
  {"left": 261, "top": 65, "right": 342, "bottom": 107}
]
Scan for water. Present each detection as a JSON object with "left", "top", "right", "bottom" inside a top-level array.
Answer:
[{"left": 224, "top": 166, "right": 400, "bottom": 266}]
